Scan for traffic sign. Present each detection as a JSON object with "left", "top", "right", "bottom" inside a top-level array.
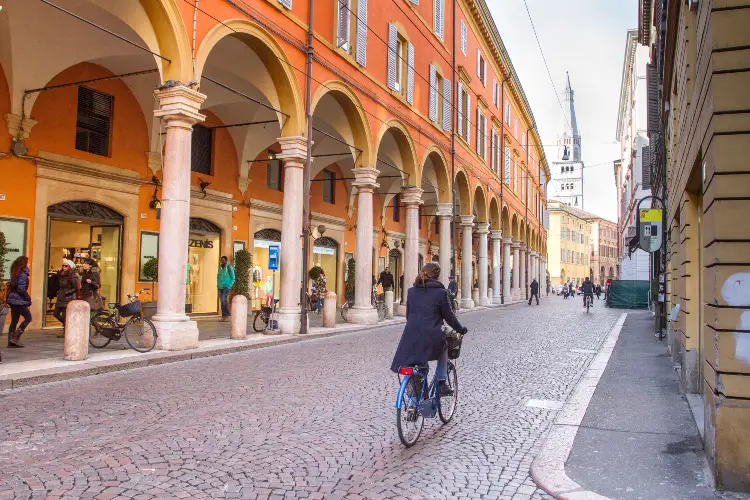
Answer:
[
  {"left": 639, "top": 208, "right": 663, "bottom": 252},
  {"left": 268, "top": 245, "right": 279, "bottom": 270}
]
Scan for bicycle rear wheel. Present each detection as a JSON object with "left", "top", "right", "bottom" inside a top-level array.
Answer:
[
  {"left": 586, "top": 298, "right": 590, "bottom": 313},
  {"left": 253, "top": 310, "right": 267, "bottom": 332},
  {"left": 89, "top": 311, "right": 114, "bottom": 349},
  {"left": 340, "top": 302, "right": 350, "bottom": 321},
  {"left": 377, "top": 302, "right": 386, "bottom": 322},
  {"left": 438, "top": 361, "right": 458, "bottom": 423},
  {"left": 124, "top": 316, "right": 157, "bottom": 353},
  {"left": 396, "top": 377, "right": 424, "bottom": 447}
]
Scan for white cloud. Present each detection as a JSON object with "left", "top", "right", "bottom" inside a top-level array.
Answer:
[{"left": 487, "top": 0, "right": 637, "bottom": 222}]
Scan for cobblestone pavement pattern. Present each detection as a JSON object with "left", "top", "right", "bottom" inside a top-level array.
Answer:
[{"left": 0, "top": 298, "right": 621, "bottom": 499}]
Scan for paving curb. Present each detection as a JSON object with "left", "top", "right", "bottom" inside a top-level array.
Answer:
[{"left": 530, "top": 312, "right": 627, "bottom": 500}]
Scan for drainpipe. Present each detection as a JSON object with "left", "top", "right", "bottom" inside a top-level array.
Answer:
[
  {"left": 499, "top": 77, "right": 509, "bottom": 303},
  {"left": 450, "top": 0, "right": 457, "bottom": 279},
  {"left": 299, "top": 0, "right": 315, "bottom": 334},
  {"left": 192, "top": 0, "right": 200, "bottom": 80}
]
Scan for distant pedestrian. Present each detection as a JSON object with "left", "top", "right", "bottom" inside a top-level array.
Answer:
[
  {"left": 399, "top": 274, "right": 404, "bottom": 304},
  {"left": 569, "top": 283, "right": 574, "bottom": 297},
  {"left": 315, "top": 270, "right": 327, "bottom": 314},
  {"left": 53, "top": 259, "right": 79, "bottom": 335},
  {"left": 378, "top": 267, "right": 395, "bottom": 291},
  {"left": 81, "top": 258, "right": 103, "bottom": 312},
  {"left": 528, "top": 278, "right": 540, "bottom": 305},
  {"left": 6, "top": 256, "right": 32, "bottom": 348},
  {"left": 217, "top": 256, "right": 235, "bottom": 321}
]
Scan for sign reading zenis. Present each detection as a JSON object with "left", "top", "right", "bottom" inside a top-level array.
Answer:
[{"left": 188, "top": 239, "right": 214, "bottom": 249}]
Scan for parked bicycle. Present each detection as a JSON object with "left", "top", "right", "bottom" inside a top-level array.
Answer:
[
  {"left": 253, "top": 299, "right": 279, "bottom": 332},
  {"left": 341, "top": 286, "right": 386, "bottom": 322},
  {"left": 394, "top": 329, "right": 462, "bottom": 447},
  {"left": 89, "top": 289, "right": 157, "bottom": 353}
]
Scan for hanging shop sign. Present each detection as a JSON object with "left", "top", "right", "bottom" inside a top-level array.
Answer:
[
  {"left": 254, "top": 239, "right": 281, "bottom": 249},
  {"left": 188, "top": 238, "right": 215, "bottom": 249},
  {"left": 313, "top": 247, "right": 336, "bottom": 256},
  {"left": 638, "top": 208, "right": 663, "bottom": 252}
]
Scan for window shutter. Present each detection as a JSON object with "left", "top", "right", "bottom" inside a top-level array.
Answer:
[
  {"left": 466, "top": 93, "right": 471, "bottom": 144},
  {"left": 482, "top": 60, "right": 487, "bottom": 87},
  {"left": 428, "top": 64, "right": 437, "bottom": 121},
  {"left": 407, "top": 42, "right": 415, "bottom": 105},
  {"left": 490, "top": 130, "right": 495, "bottom": 171},
  {"left": 76, "top": 86, "right": 113, "bottom": 157},
  {"left": 475, "top": 108, "right": 480, "bottom": 154},
  {"left": 356, "top": 0, "right": 368, "bottom": 65},
  {"left": 477, "top": 49, "right": 481, "bottom": 78},
  {"left": 434, "top": 0, "right": 444, "bottom": 40},
  {"left": 504, "top": 147, "right": 511, "bottom": 185},
  {"left": 460, "top": 21, "right": 467, "bottom": 55},
  {"left": 442, "top": 76, "right": 451, "bottom": 132},
  {"left": 483, "top": 116, "right": 488, "bottom": 160},
  {"left": 457, "top": 81, "right": 463, "bottom": 137},
  {"left": 387, "top": 23, "right": 397, "bottom": 91},
  {"left": 191, "top": 124, "right": 213, "bottom": 175},
  {"left": 642, "top": 146, "right": 651, "bottom": 186},
  {"left": 492, "top": 80, "right": 497, "bottom": 107},
  {"left": 279, "top": 0, "right": 292, "bottom": 9},
  {"left": 647, "top": 63, "right": 659, "bottom": 135},
  {"left": 337, "top": 0, "right": 350, "bottom": 48}
]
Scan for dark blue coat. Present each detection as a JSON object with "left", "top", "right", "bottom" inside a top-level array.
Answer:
[
  {"left": 7, "top": 267, "right": 32, "bottom": 307},
  {"left": 390, "top": 279, "right": 467, "bottom": 373}
]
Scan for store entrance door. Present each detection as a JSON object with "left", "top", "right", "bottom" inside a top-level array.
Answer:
[
  {"left": 312, "top": 237, "right": 339, "bottom": 297},
  {"left": 187, "top": 218, "right": 222, "bottom": 315},
  {"left": 45, "top": 201, "right": 123, "bottom": 327},
  {"left": 389, "top": 249, "right": 402, "bottom": 302}
]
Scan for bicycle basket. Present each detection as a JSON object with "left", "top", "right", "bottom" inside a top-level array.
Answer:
[
  {"left": 118, "top": 300, "right": 141, "bottom": 317},
  {"left": 446, "top": 331, "right": 463, "bottom": 359}
]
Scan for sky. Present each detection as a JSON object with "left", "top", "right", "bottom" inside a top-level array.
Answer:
[{"left": 487, "top": 0, "right": 637, "bottom": 223}]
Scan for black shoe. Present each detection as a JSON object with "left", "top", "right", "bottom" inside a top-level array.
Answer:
[{"left": 439, "top": 380, "right": 454, "bottom": 396}]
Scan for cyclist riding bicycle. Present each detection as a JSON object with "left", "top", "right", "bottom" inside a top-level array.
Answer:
[
  {"left": 390, "top": 263, "right": 467, "bottom": 396},
  {"left": 447, "top": 275, "right": 459, "bottom": 300},
  {"left": 582, "top": 277, "right": 595, "bottom": 308}
]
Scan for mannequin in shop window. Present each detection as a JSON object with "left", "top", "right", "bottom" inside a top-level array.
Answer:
[
  {"left": 186, "top": 259, "right": 193, "bottom": 306},
  {"left": 190, "top": 254, "right": 200, "bottom": 306},
  {"left": 252, "top": 265, "right": 262, "bottom": 309},
  {"left": 265, "top": 276, "right": 274, "bottom": 306}
]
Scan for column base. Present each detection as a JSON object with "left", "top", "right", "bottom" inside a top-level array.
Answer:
[
  {"left": 461, "top": 298, "right": 475, "bottom": 309},
  {"left": 154, "top": 320, "right": 199, "bottom": 351},
  {"left": 276, "top": 307, "right": 301, "bottom": 335},
  {"left": 478, "top": 297, "right": 492, "bottom": 306},
  {"left": 347, "top": 306, "right": 378, "bottom": 325},
  {"left": 492, "top": 296, "right": 503, "bottom": 304}
]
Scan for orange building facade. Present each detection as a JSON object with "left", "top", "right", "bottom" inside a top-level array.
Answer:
[{"left": 0, "top": 0, "right": 548, "bottom": 342}]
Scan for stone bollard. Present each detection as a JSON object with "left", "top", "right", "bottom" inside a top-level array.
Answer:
[
  {"left": 63, "top": 300, "right": 89, "bottom": 361},
  {"left": 230, "top": 295, "right": 248, "bottom": 340},
  {"left": 472, "top": 288, "right": 480, "bottom": 305},
  {"left": 323, "top": 292, "right": 337, "bottom": 328},
  {"left": 385, "top": 291, "right": 394, "bottom": 319},
  {"left": 487, "top": 288, "right": 493, "bottom": 303}
]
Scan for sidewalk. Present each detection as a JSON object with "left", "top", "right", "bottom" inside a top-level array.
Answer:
[{"left": 534, "top": 311, "right": 749, "bottom": 500}]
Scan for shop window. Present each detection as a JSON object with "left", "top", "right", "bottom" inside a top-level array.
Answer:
[
  {"left": 75, "top": 86, "right": 113, "bottom": 157},
  {"left": 191, "top": 125, "right": 212, "bottom": 175},
  {"left": 138, "top": 232, "right": 160, "bottom": 282},
  {"left": 0, "top": 218, "right": 28, "bottom": 281},
  {"left": 322, "top": 169, "right": 336, "bottom": 204},
  {"left": 392, "top": 194, "right": 400, "bottom": 222},
  {"left": 267, "top": 157, "right": 283, "bottom": 191}
]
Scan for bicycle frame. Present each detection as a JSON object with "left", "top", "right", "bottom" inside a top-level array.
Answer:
[{"left": 395, "top": 365, "right": 440, "bottom": 410}]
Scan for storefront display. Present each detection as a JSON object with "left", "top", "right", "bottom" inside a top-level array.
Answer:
[
  {"left": 312, "top": 237, "right": 338, "bottom": 296},
  {"left": 252, "top": 229, "right": 281, "bottom": 310},
  {"left": 187, "top": 232, "right": 220, "bottom": 314},
  {"left": 0, "top": 218, "right": 27, "bottom": 281}
]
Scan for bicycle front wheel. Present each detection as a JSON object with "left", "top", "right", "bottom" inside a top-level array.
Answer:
[
  {"left": 438, "top": 361, "right": 458, "bottom": 423},
  {"left": 586, "top": 299, "right": 590, "bottom": 313},
  {"left": 89, "top": 311, "right": 114, "bottom": 349},
  {"left": 253, "top": 310, "right": 267, "bottom": 332},
  {"left": 340, "top": 302, "right": 349, "bottom": 322},
  {"left": 124, "top": 316, "right": 157, "bottom": 353},
  {"left": 396, "top": 377, "right": 424, "bottom": 447},
  {"left": 377, "top": 303, "right": 386, "bottom": 322}
]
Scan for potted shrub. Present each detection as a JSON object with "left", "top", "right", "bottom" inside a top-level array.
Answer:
[
  {"left": 142, "top": 257, "right": 158, "bottom": 319},
  {"left": 345, "top": 257, "right": 355, "bottom": 302},
  {"left": 0, "top": 232, "right": 9, "bottom": 335},
  {"left": 231, "top": 249, "right": 252, "bottom": 300}
]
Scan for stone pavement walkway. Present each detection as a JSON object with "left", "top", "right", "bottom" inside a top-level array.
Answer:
[{"left": 563, "top": 312, "right": 750, "bottom": 500}]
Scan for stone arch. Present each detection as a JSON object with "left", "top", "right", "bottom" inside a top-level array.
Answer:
[
  {"left": 420, "top": 146, "right": 451, "bottom": 204},
  {"left": 489, "top": 195, "right": 501, "bottom": 230},
  {"left": 374, "top": 119, "right": 419, "bottom": 187},
  {"left": 141, "top": 0, "right": 193, "bottom": 83},
  {"left": 473, "top": 185, "right": 488, "bottom": 223},
  {"left": 501, "top": 205, "right": 511, "bottom": 234},
  {"left": 195, "top": 19, "right": 305, "bottom": 137},
  {"left": 454, "top": 168, "right": 472, "bottom": 215},
  {"left": 511, "top": 213, "right": 519, "bottom": 241}
]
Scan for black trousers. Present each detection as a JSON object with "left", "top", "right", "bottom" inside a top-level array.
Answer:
[
  {"left": 9, "top": 305, "right": 32, "bottom": 334},
  {"left": 528, "top": 292, "right": 539, "bottom": 305},
  {"left": 53, "top": 305, "right": 67, "bottom": 326}
]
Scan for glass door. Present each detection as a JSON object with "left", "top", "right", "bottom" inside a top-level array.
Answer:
[{"left": 89, "top": 225, "right": 122, "bottom": 306}]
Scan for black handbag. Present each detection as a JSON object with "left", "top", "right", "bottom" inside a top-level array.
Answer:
[{"left": 446, "top": 331, "right": 463, "bottom": 359}]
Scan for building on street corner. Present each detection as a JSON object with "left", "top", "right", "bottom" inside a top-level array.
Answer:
[
  {"left": 640, "top": 0, "right": 750, "bottom": 492},
  {"left": 546, "top": 201, "right": 591, "bottom": 289},
  {"left": 588, "top": 217, "right": 618, "bottom": 286},
  {"left": 0, "top": 1, "right": 548, "bottom": 345}
]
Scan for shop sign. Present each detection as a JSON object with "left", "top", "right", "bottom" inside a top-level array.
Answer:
[
  {"left": 189, "top": 238, "right": 214, "bottom": 249},
  {"left": 254, "top": 239, "right": 281, "bottom": 249},
  {"left": 268, "top": 245, "right": 279, "bottom": 271},
  {"left": 638, "top": 208, "right": 663, "bottom": 252},
  {"left": 313, "top": 247, "right": 336, "bottom": 256}
]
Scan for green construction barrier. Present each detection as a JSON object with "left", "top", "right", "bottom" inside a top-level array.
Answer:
[{"left": 606, "top": 280, "right": 650, "bottom": 309}]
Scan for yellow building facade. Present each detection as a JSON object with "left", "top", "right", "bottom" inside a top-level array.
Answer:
[{"left": 547, "top": 201, "right": 591, "bottom": 289}]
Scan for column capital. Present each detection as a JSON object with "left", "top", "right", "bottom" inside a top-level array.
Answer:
[
  {"left": 519, "top": 242, "right": 527, "bottom": 251},
  {"left": 491, "top": 230, "right": 503, "bottom": 240},
  {"left": 277, "top": 136, "right": 311, "bottom": 166},
  {"left": 352, "top": 167, "right": 380, "bottom": 192},
  {"left": 5, "top": 113, "right": 38, "bottom": 139},
  {"left": 154, "top": 85, "right": 206, "bottom": 126},
  {"left": 503, "top": 236, "right": 513, "bottom": 245},
  {"left": 436, "top": 202, "right": 453, "bottom": 218},
  {"left": 476, "top": 222, "right": 490, "bottom": 234},
  {"left": 460, "top": 214, "right": 475, "bottom": 227},
  {"left": 511, "top": 239, "right": 521, "bottom": 249},
  {"left": 401, "top": 186, "right": 423, "bottom": 206}
]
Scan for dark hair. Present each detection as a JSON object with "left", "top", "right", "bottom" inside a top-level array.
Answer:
[
  {"left": 85, "top": 258, "right": 98, "bottom": 267},
  {"left": 10, "top": 256, "right": 29, "bottom": 278},
  {"left": 414, "top": 262, "right": 440, "bottom": 287}
]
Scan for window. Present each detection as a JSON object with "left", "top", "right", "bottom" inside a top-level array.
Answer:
[
  {"left": 322, "top": 169, "right": 335, "bottom": 204},
  {"left": 477, "top": 49, "right": 487, "bottom": 87},
  {"left": 504, "top": 101, "right": 510, "bottom": 125},
  {"left": 392, "top": 194, "right": 400, "bottom": 222},
  {"left": 337, "top": 0, "right": 351, "bottom": 51},
  {"left": 76, "top": 86, "right": 113, "bottom": 157},
  {"left": 513, "top": 157, "right": 518, "bottom": 193},
  {"left": 266, "top": 155, "right": 282, "bottom": 191},
  {"left": 434, "top": 0, "right": 444, "bottom": 40},
  {"left": 521, "top": 132, "right": 525, "bottom": 151},
  {"left": 493, "top": 80, "right": 498, "bottom": 107},
  {"left": 0, "top": 218, "right": 28, "bottom": 281},
  {"left": 504, "top": 147, "right": 511, "bottom": 186},
  {"left": 191, "top": 124, "right": 212, "bottom": 175},
  {"left": 429, "top": 65, "right": 450, "bottom": 131},
  {"left": 457, "top": 81, "right": 471, "bottom": 143},
  {"left": 395, "top": 36, "right": 404, "bottom": 92},
  {"left": 139, "top": 232, "right": 159, "bottom": 282},
  {"left": 476, "top": 108, "right": 487, "bottom": 160},
  {"left": 513, "top": 119, "right": 518, "bottom": 139},
  {"left": 387, "top": 24, "right": 412, "bottom": 99},
  {"left": 460, "top": 20, "right": 467, "bottom": 55}
]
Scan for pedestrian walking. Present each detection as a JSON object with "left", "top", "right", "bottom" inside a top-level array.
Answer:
[
  {"left": 390, "top": 263, "right": 467, "bottom": 396},
  {"left": 378, "top": 267, "right": 395, "bottom": 291},
  {"left": 6, "top": 256, "right": 32, "bottom": 349},
  {"left": 315, "top": 270, "right": 327, "bottom": 314},
  {"left": 80, "top": 258, "right": 103, "bottom": 312},
  {"left": 399, "top": 274, "right": 404, "bottom": 304},
  {"left": 569, "top": 282, "right": 574, "bottom": 298},
  {"left": 217, "top": 256, "right": 235, "bottom": 321},
  {"left": 53, "top": 259, "right": 79, "bottom": 335},
  {"left": 528, "top": 278, "right": 540, "bottom": 305}
]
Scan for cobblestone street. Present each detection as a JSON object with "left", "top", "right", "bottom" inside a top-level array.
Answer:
[{"left": 0, "top": 298, "right": 621, "bottom": 499}]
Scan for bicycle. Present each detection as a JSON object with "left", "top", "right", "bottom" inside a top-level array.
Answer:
[
  {"left": 253, "top": 299, "right": 279, "bottom": 332},
  {"left": 394, "top": 329, "right": 462, "bottom": 447},
  {"left": 89, "top": 289, "right": 157, "bottom": 353},
  {"left": 584, "top": 294, "right": 592, "bottom": 313}
]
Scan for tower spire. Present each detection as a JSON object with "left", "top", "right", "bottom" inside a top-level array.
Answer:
[{"left": 559, "top": 72, "right": 580, "bottom": 161}]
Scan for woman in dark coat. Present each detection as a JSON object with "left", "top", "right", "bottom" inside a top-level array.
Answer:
[
  {"left": 6, "top": 256, "right": 33, "bottom": 348},
  {"left": 80, "top": 258, "right": 102, "bottom": 310},
  {"left": 53, "top": 259, "right": 79, "bottom": 332},
  {"left": 390, "top": 263, "right": 467, "bottom": 395}
]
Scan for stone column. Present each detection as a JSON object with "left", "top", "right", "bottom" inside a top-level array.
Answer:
[
  {"left": 520, "top": 243, "right": 527, "bottom": 300},
  {"left": 276, "top": 136, "right": 309, "bottom": 334},
  {"left": 460, "top": 215, "right": 475, "bottom": 309},
  {"left": 541, "top": 257, "right": 547, "bottom": 292},
  {"left": 437, "top": 203, "right": 453, "bottom": 285},
  {"left": 398, "top": 187, "right": 423, "bottom": 315},
  {"left": 476, "top": 222, "right": 491, "bottom": 306},
  {"left": 491, "top": 230, "right": 502, "bottom": 304},
  {"left": 347, "top": 168, "right": 379, "bottom": 324},
  {"left": 530, "top": 251, "right": 537, "bottom": 283},
  {"left": 503, "top": 236, "right": 512, "bottom": 303},
  {"left": 512, "top": 240, "right": 521, "bottom": 301},
  {"left": 152, "top": 85, "right": 206, "bottom": 351}
]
